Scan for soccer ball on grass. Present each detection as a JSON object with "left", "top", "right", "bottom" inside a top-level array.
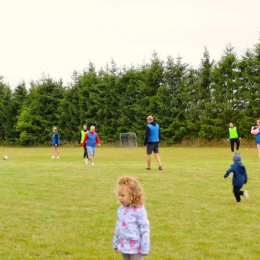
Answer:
[{"left": 3, "top": 155, "right": 8, "bottom": 160}]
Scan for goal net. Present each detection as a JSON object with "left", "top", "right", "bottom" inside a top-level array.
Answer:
[{"left": 120, "top": 132, "right": 137, "bottom": 148}]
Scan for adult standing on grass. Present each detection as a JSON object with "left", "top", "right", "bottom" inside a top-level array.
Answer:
[
  {"left": 224, "top": 153, "right": 248, "bottom": 202},
  {"left": 226, "top": 122, "right": 241, "bottom": 152},
  {"left": 143, "top": 115, "right": 162, "bottom": 170},
  {"left": 81, "top": 125, "right": 100, "bottom": 165},
  {"left": 78, "top": 124, "right": 89, "bottom": 164},
  {"left": 250, "top": 119, "right": 260, "bottom": 166},
  {"left": 52, "top": 127, "right": 60, "bottom": 159}
]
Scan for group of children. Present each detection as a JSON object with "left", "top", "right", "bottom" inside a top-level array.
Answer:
[{"left": 51, "top": 125, "right": 101, "bottom": 165}]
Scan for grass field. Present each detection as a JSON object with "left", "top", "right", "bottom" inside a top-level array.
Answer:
[{"left": 0, "top": 146, "right": 260, "bottom": 260}]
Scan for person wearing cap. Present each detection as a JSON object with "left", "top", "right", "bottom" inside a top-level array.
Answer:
[
  {"left": 250, "top": 119, "right": 260, "bottom": 166},
  {"left": 224, "top": 153, "right": 248, "bottom": 202},
  {"left": 143, "top": 116, "right": 162, "bottom": 170},
  {"left": 52, "top": 127, "right": 60, "bottom": 158},
  {"left": 226, "top": 122, "right": 241, "bottom": 152}
]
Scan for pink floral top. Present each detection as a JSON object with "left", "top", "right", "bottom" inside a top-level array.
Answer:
[{"left": 113, "top": 205, "right": 150, "bottom": 254}]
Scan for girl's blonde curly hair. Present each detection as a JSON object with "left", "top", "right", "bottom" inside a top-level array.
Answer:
[{"left": 117, "top": 176, "right": 144, "bottom": 207}]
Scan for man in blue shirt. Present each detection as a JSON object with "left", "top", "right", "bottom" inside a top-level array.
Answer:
[{"left": 143, "top": 116, "right": 162, "bottom": 170}]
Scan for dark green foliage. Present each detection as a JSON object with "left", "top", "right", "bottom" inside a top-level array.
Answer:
[{"left": 1, "top": 39, "right": 260, "bottom": 145}]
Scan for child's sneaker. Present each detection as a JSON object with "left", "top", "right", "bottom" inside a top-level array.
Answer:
[
  {"left": 243, "top": 190, "right": 249, "bottom": 199},
  {"left": 158, "top": 166, "right": 163, "bottom": 170},
  {"left": 145, "top": 168, "right": 151, "bottom": 170},
  {"left": 92, "top": 162, "right": 95, "bottom": 166},
  {"left": 57, "top": 156, "right": 59, "bottom": 159},
  {"left": 51, "top": 156, "right": 55, "bottom": 159},
  {"left": 85, "top": 159, "right": 89, "bottom": 164}
]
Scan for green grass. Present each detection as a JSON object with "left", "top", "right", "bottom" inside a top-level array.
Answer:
[{"left": 0, "top": 147, "right": 260, "bottom": 260}]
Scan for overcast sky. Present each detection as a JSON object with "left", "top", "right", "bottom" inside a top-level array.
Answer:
[{"left": 1, "top": 0, "right": 259, "bottom": 88}]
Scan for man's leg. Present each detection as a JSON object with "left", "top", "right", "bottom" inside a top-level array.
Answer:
[
  {"left": 154, "top": 143, "right": 162, "bottom": 169},
  {"left": 155, "top": 153, "right": 162, "bottom": 167},
  {"left": 146, "top": 144, "right": 153, "bottom": 169},
  {"left": 230, "top": 139, "right": 235, "bottom": 152},
  {"left": 235, "top": 138, "right": 240, "bottom": 151},
  {"left": 87, "top": 147, "right": 93, "bottom": 164},
  {"left": 147, "top": 154, "right": 152, "bottom": 168},
  {"left": 84, "top": 146, "right": 88, "bottom": 158}
]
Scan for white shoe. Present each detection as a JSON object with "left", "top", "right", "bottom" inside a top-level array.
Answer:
[
  {"left": 243, "top": 190, "right": 249, "bottom": 199},
  {"left": 57, "top": 156, "right": 59, "bottom": 159},
  {"left": 92, "top": 162, "right": 95, "bottom": 166},
  {"left": 85, "top": 159, "right": 89, "bottom": 164},
  {"left": 52, "top": 156, "right": 55, "bottom": 159}
]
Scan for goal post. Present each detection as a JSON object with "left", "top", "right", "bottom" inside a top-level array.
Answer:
[{"left": 120, "top": 132, "right": 137, "bottom": 148}]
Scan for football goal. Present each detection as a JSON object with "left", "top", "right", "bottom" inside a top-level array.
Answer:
[{"left": 120, "top": 132, "right": 137, "bottom": 148}]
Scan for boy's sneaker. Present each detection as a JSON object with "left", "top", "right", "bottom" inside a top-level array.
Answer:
[
  {"left": 85, "top": 159, "right": 89, "bottom": 164},
  {"left": 57, "top": 156, "right": 59, "bottom": 159},
  {"left": 158, "top": 166, "right": 163, "bottom": 170},
  {"left": 51, "top": 156, "right": 55, "bottom": 159},
  {"left": 92, "top": 162, "right": 95, "bottom": 166},
  {"left": 243, "top": 190, "right": 249, "bottom": 199},
  {"left": 145, "top": 168, "right": 151, "bottom": 170}
]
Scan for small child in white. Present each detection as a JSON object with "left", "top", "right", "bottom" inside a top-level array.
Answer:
[
  {"left": 113, "top": 176, "right": 150, "bottom": 260},
  {"left": 224, "top": 153, "right": 249, "bottom": 202}
]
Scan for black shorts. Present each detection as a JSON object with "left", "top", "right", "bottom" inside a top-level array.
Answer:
[{"left": 146, "top": 143, "right": 159, "bottom": 154}]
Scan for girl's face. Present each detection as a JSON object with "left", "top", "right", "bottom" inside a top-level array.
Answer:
[{"left": 118, "top": 185, "right": 131, "bottom": 206}]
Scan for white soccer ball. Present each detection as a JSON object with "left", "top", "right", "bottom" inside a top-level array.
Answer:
[{"left": 3, "top": 155, "right": 8, "bottom": 160}]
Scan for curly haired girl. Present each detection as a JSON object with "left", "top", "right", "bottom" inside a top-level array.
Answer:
[{"left": 113, "top": 176, "right": 150, "bottom": 260}]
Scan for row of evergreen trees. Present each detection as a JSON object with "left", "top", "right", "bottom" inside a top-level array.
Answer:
[{"left": 0, "top": 42, "right": 260, "bottom": 146}]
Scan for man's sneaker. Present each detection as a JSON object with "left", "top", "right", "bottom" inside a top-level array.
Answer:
[
  {"left": 145, "top": 168, "right": 151, "bottom": 170},
  {"left": 158, "top": 166, "right": 163, "bottom": 170},
  {"left": 243, "top": 190, "right": 249, "bottom": 199},
  {"left": 57, "top": 156, "right": 59, "bottom": 159},
  {"left": 92, "top": 162, "right": 95, "bottom": 166},
  {"left": 51, "top": 156, "right": 55, "bottom": 159},
  {"left": 85, "top": 159, "right": 89, "bottom": 164}
]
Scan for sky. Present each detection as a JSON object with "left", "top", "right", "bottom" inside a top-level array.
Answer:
[{"left": 1, "top": 0, "right": 259, "bottom": 88}]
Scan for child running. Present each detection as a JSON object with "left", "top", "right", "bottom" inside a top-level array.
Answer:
[
  {"left": 224, "top": 153, "right": 249, "bottom": 202},
  {"left": 113, "top": 176, "right": 150, "bottom": 260}
]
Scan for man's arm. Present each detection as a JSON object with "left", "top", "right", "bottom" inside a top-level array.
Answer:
[
  {"left": 82, "top": 134, "right": 88, "bottom": 147},
  {"left": 237, "top": 128, "right": 241, "bottom": 138},
  {"left": 226, "top": 130, "right": 229, "bottom": 139},
  {"left": 96, "top": 133, "right": 101, "bottom": 146},
  {"left": 78, "top": 132, "right": 82, "bottom": 144},
  {"left": 143, "top": 126, "right": 150, "bottom": 146}
]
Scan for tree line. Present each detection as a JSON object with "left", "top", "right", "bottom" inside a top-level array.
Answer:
[{"left": 0, "top": 42, "right": 260, "bottom": 146}]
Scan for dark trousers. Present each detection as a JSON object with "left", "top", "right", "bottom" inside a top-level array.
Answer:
[
  {"left": 83, "top": 146, "right": 88, "bottom": 158},
  {"left": 233, "top": 185, "right": 244, "bottom": 202},
  {"left": 230, "top": 138, "right": 240, "bottom": 152}
]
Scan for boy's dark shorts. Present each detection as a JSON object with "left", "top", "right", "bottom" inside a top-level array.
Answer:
[{"left": 146, "top": 143, "right": 159, "bottom": 154}]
